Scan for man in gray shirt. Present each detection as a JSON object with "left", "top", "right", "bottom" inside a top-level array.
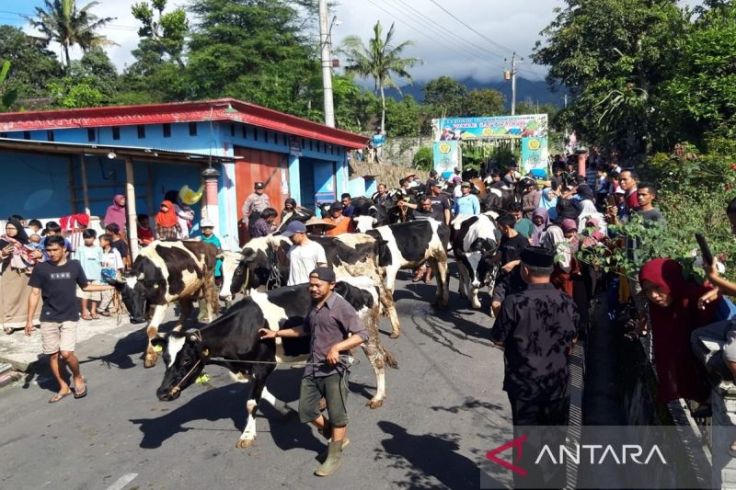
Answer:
[{"left": 259, "top": 267, "right": 367, "bottom": 477}]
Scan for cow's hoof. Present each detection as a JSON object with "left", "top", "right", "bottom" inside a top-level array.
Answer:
[
  {"left": 367, "top": 399, "right": 384, "bottom": 409},
  {"left": 236, "top": 438, "right": 255, "bottom": 449},
  {"left": 389, "top": 331, "right": 400, "bottom": 339}
]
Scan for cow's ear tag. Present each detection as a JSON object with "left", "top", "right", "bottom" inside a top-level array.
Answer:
[
  {"left": 195, "top": 373, "right": 210, "bottom": 385},
  {"left": 153, "top": 284, "right": 159, "bottom": 289},
  {"left": 202, "top": 348, "right": 210, "bottom": 357},
  {"left": 153, "top": 344, "right": 163, "bottom": 353}
]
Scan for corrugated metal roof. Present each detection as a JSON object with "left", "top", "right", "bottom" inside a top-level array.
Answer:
[{"left": 0, "top": 98, "right": 368, "bottom": 150}]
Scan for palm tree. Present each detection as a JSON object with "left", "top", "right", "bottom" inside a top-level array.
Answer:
[
  {"left": 30, "top": 0, "right": 115, "bottom": 71},
  {"left": 342, "top": 21, "right": 420, "bottom": 134}
]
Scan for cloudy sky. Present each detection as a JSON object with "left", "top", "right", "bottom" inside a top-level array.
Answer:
[{"left": 1, "top": 0, "right": 701, "bottom": 82}]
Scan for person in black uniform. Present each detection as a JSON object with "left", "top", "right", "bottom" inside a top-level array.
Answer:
[{"left": 490, "top": 246, "right": 578, "bottom": 488}]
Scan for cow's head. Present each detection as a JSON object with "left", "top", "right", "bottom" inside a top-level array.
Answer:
[
  {"left": 353, "top": 215, "right": 378, "bottom": 233},
  {"left": 461, "top": 218, "right": 502, "bottom": 289},
  {"left": 153, "top": 329, "right": 208, "bottom": 401},
  {"left": 223, "top": 236, "right": 290, "bottom": 298},
  {"left": 114, "top": 256, "right": 164, "bottom": 324},
  {"left": 218, "top": 250, "right": 246, "bottom": 301}
]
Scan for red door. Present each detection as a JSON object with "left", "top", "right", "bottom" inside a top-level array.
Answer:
[{"left": 234, "top": 146, "right": 289, "bottom": 244}]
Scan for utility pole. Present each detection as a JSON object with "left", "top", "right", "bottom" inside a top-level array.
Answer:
[
  {"left": 319, "top": 0, "right": 335, "bottom": 128},
  {"left": 510, "top": 52, "right": 518, "bottom": 115}
]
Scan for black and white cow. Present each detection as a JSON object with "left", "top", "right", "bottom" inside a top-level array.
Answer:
[
  {"left": 152, "top": 276, "right": 397, "bottom": 448},
  {"left": 451, "top": 214, "right": 502, "bottom": 309},
  {"left": 115, "top": 240, "right": 219, "bottom": 368},
  {"left": 220, "top": 233, "right": 403, "bottom": 338},
  {"left": 365, "top": 220, "right": 451, "bottom": 313}
]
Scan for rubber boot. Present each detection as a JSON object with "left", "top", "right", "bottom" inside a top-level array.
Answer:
[
  {"left": 315, "top": 441, "right": 343, "bottom": 476},
  {"left": 318, "top": 437, "right": 350, "bottom": 462}
]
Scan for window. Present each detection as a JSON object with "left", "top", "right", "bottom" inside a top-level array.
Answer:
[
  {"left": 282, "top": 134, "right": 287, "bottom": 146},
  {"left": 309, "top": 140, "right": 313, "bottom": 151},
  {"left": 112, "top": 127, "right": 120, "bottom": 140},
  {"left": 188, "top": 122, "right": 197, "bottom": 136},
  {"left": 0, "top": 132, "right": 7, "bottom": 138},
  {"left": 272, "top": 131, "right": 277, "bottom": 144},
  {"left": 242, "top": 125, "right": 247, "bottom": 139},
  {"left": 23, "top": 131, "right": 30, "bottom": 140},
  {"left": 47, "top": 130, "right": 54, "bottom": 141},
  {"left": 87, "top": 128, "right": 95, "bottom": 142},
  {"left": 163, "top": 123, "right": 171, "bottom": 138},
  {"left": 230, "top": 124, "right": 235, "bottom": 137},
  {"left": 254, "top": 128, "right": 258, "bottom": 141},
  {"left": 137, "top": 125, "right": 145, "bottom": 139}
]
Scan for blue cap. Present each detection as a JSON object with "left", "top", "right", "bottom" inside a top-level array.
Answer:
[{"left": 282, "top": 220, "right": 307, "bottom": 237}]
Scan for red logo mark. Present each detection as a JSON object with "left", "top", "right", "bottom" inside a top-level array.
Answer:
[{"left": 485, "top": 434, "right": 528, "bottom": 476}]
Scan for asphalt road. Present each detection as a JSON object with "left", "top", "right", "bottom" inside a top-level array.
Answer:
[{"left": 0, "top": 271, "right": 514, "bottom": 490}]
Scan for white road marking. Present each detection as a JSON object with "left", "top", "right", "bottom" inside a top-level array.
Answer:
[{"left": 105, "top": 473, "right": 137, "bottom": 490}]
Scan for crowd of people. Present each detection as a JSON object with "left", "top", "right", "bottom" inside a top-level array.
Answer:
[{"left": 4, "top": 153, "right": 736, "bottom": 477}]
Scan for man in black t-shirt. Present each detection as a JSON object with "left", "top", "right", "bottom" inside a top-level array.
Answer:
[
  {"left": 26, "top": 235, "right": 113, "bottom": 403},
  {"left": 492, "top": 214, "right": 529, "bottom": 316},
  {"left": 428, "top": 180, "right": 451, "bottom": 225}
]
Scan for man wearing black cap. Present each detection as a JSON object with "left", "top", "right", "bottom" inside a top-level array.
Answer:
[
  {"left": 490, "top": 246, "right": 577, "bottom": 487},
  {"left": 260, "top": 267, "right": 368, "bottom": 477},
  {"left": 491, "top": 246, "right": 578, "bottom": 424},
  {"left": 242, "top": 182, "right": 271, "bottom": 230}
]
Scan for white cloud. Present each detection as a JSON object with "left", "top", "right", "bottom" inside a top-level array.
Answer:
[{"left": 14, "top": 0, "right": 705, "bottom": 81}]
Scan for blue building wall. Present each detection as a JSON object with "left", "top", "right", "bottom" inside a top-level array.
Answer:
[{"left": 1, "top": 120, "right": 353, "bottom": 243}]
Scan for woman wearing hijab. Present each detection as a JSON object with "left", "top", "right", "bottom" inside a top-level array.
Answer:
[
  {"left": 155, "top": 200, "right": 181, "bottom": 241},
  {"left": 542, "top": 224, "right": 576, "bottom": 297},
  {"left": 103, "top": 195, "right": 127, "bottom": 233},
  {"left": 530, "top": 208, "right": 550, "bottom": 246},
  {"left": 539, "top": 186, "right": 558, "bottom": 221},
  {"left": 639, "top": 258, "right": 717, "bottom": 406},
  {"left": 1, "top": 218, "right": 38, "bottom": 334}
]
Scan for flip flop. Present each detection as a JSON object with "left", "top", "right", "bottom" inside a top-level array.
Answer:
[
  {"left": 49, "top": 391, "right": 72, "bottom": 403},
  {"left": 90, "top": 314, "right": 99, "bottom": 320},
  {"left": 73, "top": 384, "right": 87, "bottom": 399}
]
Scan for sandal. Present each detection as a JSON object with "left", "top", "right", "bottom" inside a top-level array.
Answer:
[
  {"left": 90, "top": 314, "right": 99, "bottom": 320},
  {"left": 49, "top": 390, "right": 72, "bottom": 403},
  {"left": 98, "top": 311, "right": 111, "bottom": 317},
  {"left": 81, "top": 313, "right": 92, "bottom": 321},
  {"left": 3, "top": 326, "right": 12, "bottom": 335},
  {"left": 73, "top": 378, "right": 87, "bottom": 399}
]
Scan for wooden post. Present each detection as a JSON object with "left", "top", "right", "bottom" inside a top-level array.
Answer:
[
  {"left": 80, "top": 153, "right": 91, "bottom": 215},
  {"left": 125, "top": 158, "right": 140, "bottom": 260}
]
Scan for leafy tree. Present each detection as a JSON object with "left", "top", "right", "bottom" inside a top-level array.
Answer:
[
  {"left": 342, "top": 21, "right": 420, "bottom": 133},
  {"left": 48, "top": 48, "right": 118, "bottom": 108},
  {"left": 0, "top": 26, "right": 62, "bottom": 103},
  {"left": 384, "top": 96, "right": 427, "bottom": 137},
  {"left": 0, "top": 61, "right": 18, "bottom": 111},
  {"left": 463, "top": 89, "right": 505, "bottom": 117},
  {"left": 412, "top": 146, "right": 433, "bottom": 171},
  {"left": 659, "top": 3, "right": 736, "bottom": 142},
  {"left": 121, "top": 0, "right": 189, "bottom": 103},
  {"left": 423, "top": 76, "right": 466, "bottom": 117},
  {"left": 131, "top": 0, "right": 187, "bottom": 67},
  {"left": 533, "top": 0, "right": 687, "bottom": 157},
  {"left": 185, "top": 0, "right": 318, "bottom": 116},
  {"left": 30, "top": 0, "right": 115, "bottom": 71},
  {"left": 331, "top": 75, "right": 378, "bottom": 133}
]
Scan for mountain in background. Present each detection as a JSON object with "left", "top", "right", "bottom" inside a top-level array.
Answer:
[{"left": 385, "top": 77, "right": 566, "bottom": 109}]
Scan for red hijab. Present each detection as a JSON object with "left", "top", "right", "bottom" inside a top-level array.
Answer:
[
  {"left": 639, "top": 258, "right": 715, "bottom": 403},
  {"left": 156, "top": 200, "right": 178, "bottom": 228}
]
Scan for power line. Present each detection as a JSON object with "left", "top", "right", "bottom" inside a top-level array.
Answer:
[
  {"left": 388, "top": 0, "right": 507, "bottom": 62},
  {"left": 426, "top": 0, "right": 516, "bottom": 55},
  {"left": 361, "top": 0, "right": 506, "bottom": 74}
]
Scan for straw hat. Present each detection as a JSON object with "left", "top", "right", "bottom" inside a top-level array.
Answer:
[{"left": 305, "top": 217, "right": 336, "bottom": 230}]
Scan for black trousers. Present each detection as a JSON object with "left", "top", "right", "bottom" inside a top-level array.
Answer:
[{"left": 510, "top": 396, "right": 569, "bottom": 489}]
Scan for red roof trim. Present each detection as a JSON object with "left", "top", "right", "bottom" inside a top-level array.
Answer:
[{"left": 0, "top": 98, "right": 368, "bottom": 149}]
